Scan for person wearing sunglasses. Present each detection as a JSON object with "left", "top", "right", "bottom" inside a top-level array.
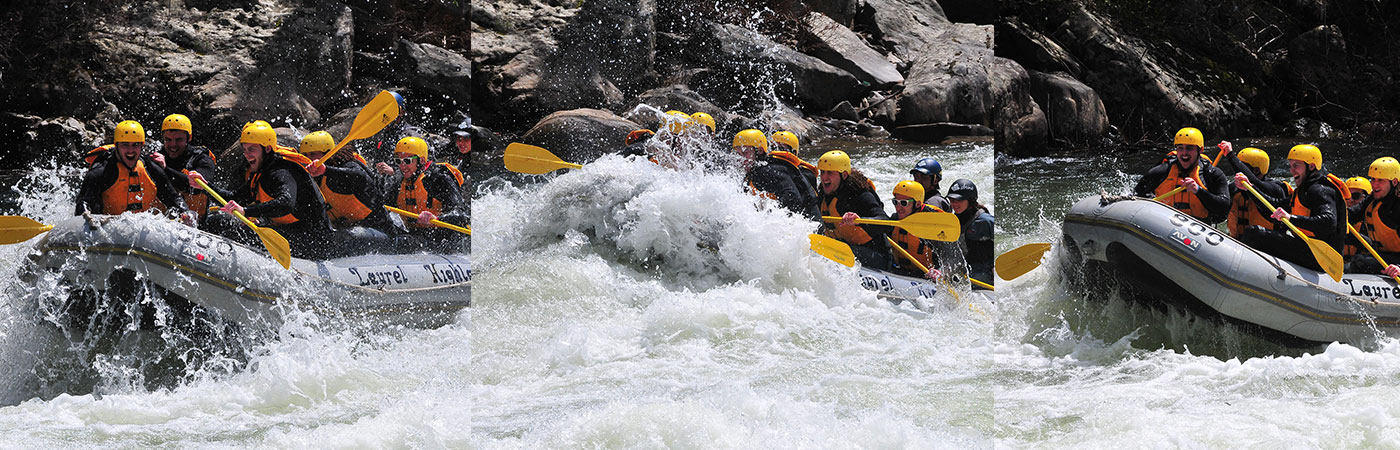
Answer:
[
  {"left": 735, "top": 129, "right": 820, "bottom": 220},
  {"left": 389, "top": 136, "right": 468, "bottom": 252},
  {"left": 818, "top": 150, "right": 893, "bottom": 271},
  {"left": 888, "top": 180, "right": 943, "bottom": 280}
]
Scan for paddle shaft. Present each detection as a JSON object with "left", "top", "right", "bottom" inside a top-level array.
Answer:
[
  {"left": 1241, "top": 180, "right": 1344, "bottom": 281},
  {"left": 1151, "top": 186, "right": 1187, "bottom": 202},
  {"left": 1348, "top": 223, "right": 1400, "bottom": 284},
  {"left": 821, "top": 211, "right": 959, "bottom": 242},
  {"left": 969, "top": 278, "right": 994, "bottom": 290},
  {"left": 1241, "top": 182, "right": 1309, "bottom": 241},
  {"left": 885, "top": 236, "right": 962, "bottom": 302},
  {"left": 194, "top": 178, "right": 257, "bottom": 229},
  {"left": 384, "top": 205, "right": 471, "bottom": 235}
]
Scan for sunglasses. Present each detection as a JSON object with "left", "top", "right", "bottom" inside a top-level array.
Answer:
[
  {"left": 397, "top": 156, "right": 419, "bottom": 165},
  {"left": 893, "top": 199, "right": 919, "bottom": 207}
]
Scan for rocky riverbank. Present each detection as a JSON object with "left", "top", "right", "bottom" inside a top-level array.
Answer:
[
  {"left": 474, "top": 0, "right": 1400, "bottom": 160},
  {"left": 0, "top": 0, "right": 468, "bottom": 170}
]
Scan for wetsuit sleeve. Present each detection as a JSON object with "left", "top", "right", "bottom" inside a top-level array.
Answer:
[
  {"left": 241, "top": 169, "right": 298, "bottom": 219},
  {"left": 144, "top": 157, "right": 187, "bottom": 214},
  {"left": 1291, "top": 183, "right": 1343, "bottom": 240},
  {"left": 424, "top": 168, "right": 468, "bottom": 226},
  {"left": 1134, "top": 163, "right": 1169, "bottom": 197},
  {"left": 750, "top": 165, "right": 806, "bottom": 217},
  {"left": 323, "top": 163, "right": 374, "bottom": 195},
  {"left": 1348, "top": 198, "right": 1367, "bottom": 225},
  {"left": 74, "top": 164, "right": 110, "bottom": 215},
  {"left": 853, "top": 190, "right": 892, "bottom": 238},
  {"left": 1197, "top": 165, "right": 1233, "bottom": 223}
]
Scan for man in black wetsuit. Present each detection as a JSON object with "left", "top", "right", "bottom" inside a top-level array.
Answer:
[
  {"left": 735, "top": 129, "right": 820, "bottom": 220},
  {"left": 1133, "top": 127, "right": 1231, "bottom": 224},
  {"left": 75, "top": 120, "right": 187, "bottom": 218},
  {"left": 1234, "top": 144, "right": 1347, "bottom": 272}
]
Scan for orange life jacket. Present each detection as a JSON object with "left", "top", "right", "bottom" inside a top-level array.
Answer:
[
  {"left": 891, "top": 205, "right": 936, "bottom": 270},
  {"left": 1228, "top": 183, "right": 1292, "bottom": 237},
  {"left": 821, "top": 178, "right": 879, "bottom": 245},
  {"left": 1154, "top": 163, "right": 1209, "bottom": 220},
  {"left": 317, "top": 160, "right": 374, "bottom": 226},
  {"left": 1289, "top": 173, "right": 1349, "bottom": 237},
  {"left": 769, "top": 151, "right": 817, "bottom": 179},
  {"left": 245, "top": 147, "right": 314, "bottom": 226},
  {"left": 1362, "top": 198, "right": 1400, "bottom": 253},
  {"left": 100, "top": 159, "right": 164, "bottom": 215},
  {"left": 395, "top": 163, "right": 462, "bottom": 229}
]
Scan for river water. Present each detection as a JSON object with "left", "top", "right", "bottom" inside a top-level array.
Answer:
[
  {"left": 994, "top": 138, "right": 1400, "bottom": 447},
  {"left": 0, "top": 161, "right": 473, "bottom": 447},
  {"left": 470, "top": 140, "right": 996, "bottom": 447}
]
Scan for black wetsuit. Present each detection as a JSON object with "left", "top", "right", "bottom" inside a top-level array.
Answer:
[
  {"left": 202, "top": 153, "right": 333, "bottom": 260},
  {"left": 1133, "top": 157, "right": 1232, "bottom": 224},
  {"left": 746, "top": 155, "right": 820, "bottom": 220},
  {"left": 1241, "top": 168, "right": 1346, "bottom": 271},
  {"left": 75, "top": 154, "right": 187, "bottom": 216},
  {"left": 958, "top": 205, "right": 995, "bottom": 290},
  {"left": 818, "top": 174, "right": 893, "bottom": 270}
]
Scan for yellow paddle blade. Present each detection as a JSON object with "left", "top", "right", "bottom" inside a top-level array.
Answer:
[
  {"left": 995, "top": 243, "right": 1052, "bottom": 281},
  {"left": 193, "top": 178, "right": 291, "bottom": 269},
  {"left": 504, "top": 143, "right": 583, "bottom": 174},
  {"left": 1307, "top": 237, "right": 1345, "bottom": 282},
  {"left": 253, "top": 225, "right": 292, "bottom": 269},
  {"left": 821, "top": 212, "right": 960, "bottom": 242},
  {"left": 1241, "top": 182, "right": 1342, "bottom": 282},
  {"left": 383, "top": 205, "right": 471, "bottom": 236},
  {"left": 809, "top": 234, "right": 855, "bottom": 267},
  {"left": 0, "top": 215, "right": 54, "bottom": 245},
  {"left": 321, "top": 90, "right": 402, "bottom": 164}
]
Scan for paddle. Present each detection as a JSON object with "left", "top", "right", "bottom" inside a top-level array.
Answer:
[
  {"left": 995, "top": 243, "right": 1052, "bottom": 281},
  {"left": 1347, "top": 223, "right": 1399, "bottom": 284},
  {"left": 193, "top": 178, "right": 291, "bottom": 269},
  {"left": 0, "top": 215, "right": 54, "bottom": 245},
  {"left": 1152, "top": 186, "right": 1186, "bottom": 202},
  {"left": 1242, "top": 181, "right": 1344, "bottom": 282},
  {"left": 504, "top": 143, "right": 582, "bottom": 174},
  {"left": 384, "top": 205, "right": 471, "bottom": 235},
  {"left": 821, "top": 211, "right": 960, "bottom": 242},
  {"left": 969, "top": 277, "right": 994, "bottom": 290},
  {"left": 311, "top": 90, "right": 402, "bottom": 169},
  {"left": 886, "top": 236, "right": 974, "bottom": 301},
  {"left": 809, "top": 234, "right": 855, "bottom": 267}
]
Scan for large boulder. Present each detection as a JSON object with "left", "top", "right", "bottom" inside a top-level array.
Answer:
[
  {"left": 1028, "top": 70, "right": 1109, "bottom": 147},
  {"left": 989, "top": 58, "right": 1048, "bottom": 157},
  {"left": 395, "top": 40, "right": 472, "bottom": 105},
  {"left": 854, "top": 0, "right": 950, "bottom": 64},
  {"left": 894, "top": 33, "right": 996, "bottom": 127},
  {"left": 702, "top": 23, "right": 865, "bottom": 116},
  {"left": 798, "top": 12, "right": 903, "bottom": 88},
  {"left": 520, "top": 109, "right": 643, "bottom": 163}
]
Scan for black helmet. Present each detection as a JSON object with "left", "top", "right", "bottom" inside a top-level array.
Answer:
[
  {"left": 453, "top": 116, "right": 474, "bottom": 139},
  {"left": 946, "top": 179, "right": 977, "bottom": 203},
  {"left": 910, "top": 157, "right": 942, "bottom": 177}
]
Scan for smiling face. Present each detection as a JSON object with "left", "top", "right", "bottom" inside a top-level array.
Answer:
[
  {"left": 162, "top": 130, "right": 189, "bottom": 156},
  {"left": 893, "top": 194, "right": 919, "bottom": 218},
  {"left": 819, "top": 170, "right": 843, "bottom": 194},
  {"left": 1174, "top": 144, "right": 1200, "bottom": 169},
  {"left": 1287, "top": 159, "right": 1308, "bottom": 180},
  {"left": 1374, "top": 178, "right": 1394, "bottom": 199},
  {"left": 397, "top": 152, "right": 422, "bottom": 177},
  {"left": 116, "top": 141, "right": 143, "bottom": 168},
  {"left": 243, "top": 143, "right": 267, "bottom": 172}
]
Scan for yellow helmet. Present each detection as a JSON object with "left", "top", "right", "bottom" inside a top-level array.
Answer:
[
  {"left": 690, "top": 112, "right": 716, "bottom": 133},
  {"left": 664, "top": 111, "right": 692, "bottom": 134},
  {"left": 242, "top": 120, "right": 272, "bottom": 133},
  {"left": 161, "top": 114, "right": 193, "bottom": 138},
  {"left": 893, "top": 180, "right": 924, "bottom": 201},
  {"left": 114, "top": 120, "right": 145, "bottom": 144},
  {"left": 732, "top": 129, "right": 768, "bottom": 152},
  {"left": 1288, "top": 144, "right": 1322, "bottom": 169},
  {"left": 240, "top": 124, "right": 278, "bottom": 148},
  {"left": 1237, "top": 147, "right": 1269, "bottom": 174},
  {"left": 299, "top": 131, "right": 335, "bottom": 154},
  {"left": 395, "top": 136, "right": 429, "bottom": 159},
  {"left": 1369, "top": 157, "right": 1400, "bottom": 181},
  {"left": 1173, "top": 127, "right": 1204, "bottom": 148},
  {"left": 818, "top": 150, "right": 851, "bottom": 173},
  {"left": 771, "top": 131, "right": 799, "bottom": 152},
  {"left": 1347, "top": 176, "right": 1373, "bottom": 194}
]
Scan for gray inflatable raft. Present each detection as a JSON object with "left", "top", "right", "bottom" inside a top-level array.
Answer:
[
  {"left": 1061, "top": 195, "right": 1400, "bottom": 344},
  {"left": 25, "top": 214, "right": 469, "bottom": 329}
]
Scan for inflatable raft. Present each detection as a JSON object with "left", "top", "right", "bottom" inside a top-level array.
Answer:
[
  {"left": 1060, "top": 195, "right": 1400, "bottom": 344},
  {"left": 858, "top": 266, "right": 940, "bottom": 305},
  {"left": 23, "top": 214, "right": 469, "bottom": 329}
]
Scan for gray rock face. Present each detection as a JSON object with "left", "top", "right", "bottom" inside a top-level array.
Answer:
[
  {"left": 1029, "top": 70, "right": 1108, "bottom": 148},
  {"left": 989, "top": 58, "right": 1048, "bottom": 157},
  {"left": 855, "top": 0, "right": 950, "bottom": 63},
  {"left": 895, "top": 37, "right": 996, "bottom": 127},
  {"left": 520, "top": 109, "right": 643, "bottom": 163},
  {"left": 892, "top": 122, "right": 994, "bottom": 143},
  {"left": 396, "top": 40, "right": 472, "bottom": 105},
  {"left": 703, "top": 23, "right": 865, "bottom": 115},
  {"left": 799, "top": 12, "right": 903, "bottom": 88}
]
